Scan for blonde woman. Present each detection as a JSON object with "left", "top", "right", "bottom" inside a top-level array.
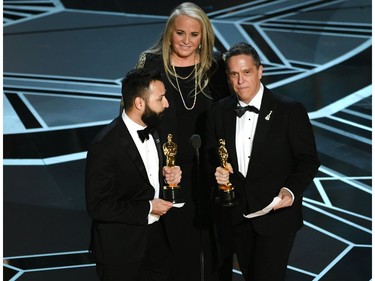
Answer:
[{"left": 127, "top": 2, "right": 230, "bottom": 281}]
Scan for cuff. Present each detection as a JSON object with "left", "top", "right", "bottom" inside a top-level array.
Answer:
[
  {"left": 281, "top": 187, "right": 295, "bottom": 203},
  {"left": 148, "top": 201, "right": 160, "bottom": 224}
]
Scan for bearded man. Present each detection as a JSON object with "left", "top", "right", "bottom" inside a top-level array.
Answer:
[{"left": 85, "top": 68, "right": 182, "bottom": 281}]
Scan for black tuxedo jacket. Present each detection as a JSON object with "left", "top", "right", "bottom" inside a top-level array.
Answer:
[
  {"left": 85, "top": 116, "right": 164, "bottom": 266},
  {"left": 206, "top": 87, "right": 320, "bottom": 237}
]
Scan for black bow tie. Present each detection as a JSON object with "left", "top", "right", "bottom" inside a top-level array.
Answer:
[
  {"left": 137, "top": 127, "right": 155, "bottom": 143},
  {"left": 235, "top": 105, "right": 260, "bottom": 118}
]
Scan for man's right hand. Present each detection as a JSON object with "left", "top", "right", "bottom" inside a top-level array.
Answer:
[
  {"left": 215, "top": 163, "right": 233, "bottom": 185},
  {"left": 151, "top": 198, "right": 173, "bottom": 216}
]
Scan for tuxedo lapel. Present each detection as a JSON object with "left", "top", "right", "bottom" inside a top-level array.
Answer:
[
  {"left": 117, "top": 118, "right": 150, "bottom": 183},
  {"left": 248, "top": 88, "right": 278, "bottom": 172},
  {"left": 152, "top": 130, "right": 164, "bottom": 189},
  {"left": 222, "top": 95, "right": 239, "bottom": 171}
]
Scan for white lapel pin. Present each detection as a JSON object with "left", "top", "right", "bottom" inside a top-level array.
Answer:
[{"left": 265, "top": 110, "right": 273, "bottom": 121}]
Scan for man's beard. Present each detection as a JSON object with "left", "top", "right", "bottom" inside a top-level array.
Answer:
[{"left": 141, "top": 104, "right": 163, "bottom": 128}]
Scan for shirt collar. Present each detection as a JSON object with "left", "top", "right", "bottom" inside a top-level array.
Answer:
[{"left": 121, "top": 110, "right": 145, "bottom": 133}]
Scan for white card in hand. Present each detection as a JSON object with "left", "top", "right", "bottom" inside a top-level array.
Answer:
[
  {"left": 243, "top": 197, "right": 282, "bottom": 219},
  {"left": 173, "top": 203, "right": 185, "bottom": 208}
]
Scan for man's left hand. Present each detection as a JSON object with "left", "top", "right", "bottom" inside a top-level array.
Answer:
[{"left": 273, "top": 188, "right": 294, "bottom": 210}]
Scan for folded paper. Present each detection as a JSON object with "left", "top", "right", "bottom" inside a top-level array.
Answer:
[{"left": 243, "top": 197, "right": 281, "bottom": 219}]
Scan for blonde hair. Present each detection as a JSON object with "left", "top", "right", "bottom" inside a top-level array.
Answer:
[{"left": 147, "top": 2, "right": 215, "bottom": 95}]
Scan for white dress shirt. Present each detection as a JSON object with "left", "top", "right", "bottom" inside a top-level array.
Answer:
[
  {"left": 122, "top": 111, "right": 160, "bottom": 224},
  {"left": 234, "top": 85, "right": 295, "bottom": 218},
  {"left": 236, "top": 84, "right": 263, "bottom": 177}
]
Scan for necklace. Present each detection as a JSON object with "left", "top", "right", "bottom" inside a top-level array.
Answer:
[
  {"left": 172, "top": 64, "right": 197, "bottom": 111},
  {"left": 173, "top": 66, "right": 196, "bottom": 80}
]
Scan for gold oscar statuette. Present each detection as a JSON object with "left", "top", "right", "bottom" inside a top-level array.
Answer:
[
  {"left": 162, "top": 134, "right": 184, "bottom": 203},
  {"left": 218, "top": 139, "right": 238, "bottom": 207}
]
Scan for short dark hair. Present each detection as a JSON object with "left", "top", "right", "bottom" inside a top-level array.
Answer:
[
  {"left": 121, "top": 69, "right": 163, "bottom": 110},
  {"left": 224, "top": 42, "right": 262, "bottom": 69}
]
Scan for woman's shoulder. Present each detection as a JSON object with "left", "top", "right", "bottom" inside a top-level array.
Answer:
[
  {"left": 212, "top": 50, "right": 225, "bottom": 62},
  {"left": 135, "top": 52, "right": 162, "bottom": 69},
  {"left": 210, "top": 50, "right": 225, "bottom": 72},
  {"left": 207, "top": 50, "right": 230, "bottom": 99}
]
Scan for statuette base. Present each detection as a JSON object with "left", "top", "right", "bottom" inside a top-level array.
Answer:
[{"left": 162, "top": 185, "right": 184, "bottom": 204}]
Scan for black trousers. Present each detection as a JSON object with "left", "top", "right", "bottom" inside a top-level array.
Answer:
[
  {"left": 233, "top": 220, "right": 296, "bottom": 281},
  {"left": 96, "top": 221, "right": 171, "bottom": 281}
]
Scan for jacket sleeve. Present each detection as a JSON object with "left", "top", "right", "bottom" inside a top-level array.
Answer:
[
  {"left": 85, "top": 139, "right": 151, "bottom": 226},
  {"left": 284, "top": 102, "right": 320, "bottom": 197}
]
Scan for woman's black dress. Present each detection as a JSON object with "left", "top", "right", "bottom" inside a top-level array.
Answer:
[{"left": 137, "top": 52, "right": 229, "bottom": 281}]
